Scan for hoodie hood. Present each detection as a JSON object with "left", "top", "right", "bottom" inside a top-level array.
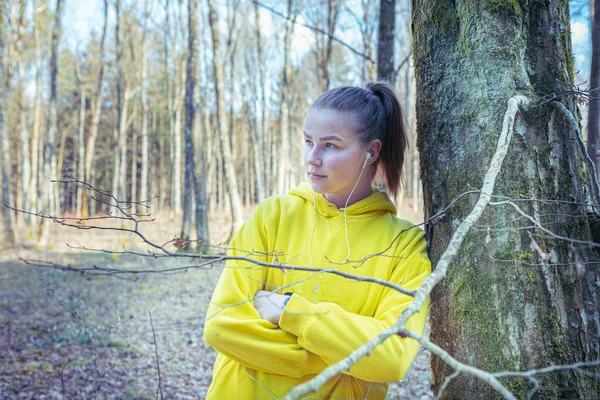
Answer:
[{"left": 289, "top": 181, "right": 397, "bottom": 218}]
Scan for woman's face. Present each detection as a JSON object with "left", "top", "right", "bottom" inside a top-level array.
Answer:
[{"left": 303, "top": 108, "right": 376, "bottom": 208}]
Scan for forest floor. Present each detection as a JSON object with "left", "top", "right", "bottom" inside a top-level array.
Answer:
[{"left": 0, "top": 200, "right": 431, "bottom": 399}]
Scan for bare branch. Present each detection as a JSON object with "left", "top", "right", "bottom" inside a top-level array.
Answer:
[{"left": 148, "top": 311, "right": 164, "bottom": 400}]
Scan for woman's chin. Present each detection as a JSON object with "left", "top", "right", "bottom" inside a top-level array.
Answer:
[{"left": 308, "top": 181, "right": 329, "bottom": 194}]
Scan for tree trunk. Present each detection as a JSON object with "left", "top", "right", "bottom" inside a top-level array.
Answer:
[
  {"left": 0, "top": 3, "right": 16, "bottom": 247},
  {"left": 413, "top": 1, "right": 600, "bottom": 398},
  {"left": 253, "top": 1, "right": 267, "bottom": 199},
  {"left": 112, "top": 0, "right": 125, "bottom": 205},
  {"left": 83, "top": 0, "right": 108, "bottom": 217},
  {"left": 29, "top": 4, "right": 43, "bottom": 217},
  {"left": 278, "top": 0, "right": 295, "bottom": 195},
  {"left": 377, "top": 0, "right": 395, "bottom": 83},
  {"left": 38, "top": 0, "right": 64, "bottom": 246},
  {"left": 18, "top": 59, "right": 31, "bottom": 224},
  {"left": 140, "top": 18, "right": 149, "bottom": 205},
  {"left": 181, "top": 0, "right": 209, "bottom": 244},
  {"left": 77, "top": 88, "right": 85, "bottom": 216},
  {"left": 588, "top": 0, "right": 600, "bottom": 176},
  {"left": 207, "top": 0, "right": 244, "bottom": 236},
  {"left": 130, "top": 108, "right": 137, "bottom": 215}
]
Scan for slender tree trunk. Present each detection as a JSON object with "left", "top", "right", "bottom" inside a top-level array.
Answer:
[
  {"left": 254, "top": 1, "right": 268, "bottom": 197},
  {"left": 322, "top": 0, "right": 339, "bottom": 91},
  {"left": 18, "top": 60, "right": 31, "bottom": 224},
  {"left": 131, "top": 108, "right": 138, "bottom": 215},
  {"left": 278, "top": 0, "right": 295, "bottom": 195},
  {"left": 38, "top": 0, "right": 64, "bottom": 246},
  {"left": 29, "top": 4, "right": 42, "bottom": 216},
  {"left": 181, "top": 0, "right": 209, "bottom": 243},
  {"left": 77, "top": 88, "right": 85, "bottom": 215},
  {"left": 413, "top": 1, "right": 600, "bottom": 398},
  {"left": 377, "top": 0, "right": 395, "bottom": 83},
  {"left": 112, "top": 0, "right": 125, "bottom": 205},
  {"left": 83, "top": 0, "right": 108, "bottom": 217},
  {"left": 207, "top": 0, "right": 244, "bottom": 236},
  {"left": 173, "top": 76, "right": 183, "bottom": 215},
  {"left": 140, "top": 25, "right": 149, "bottom": 204},
  {"left": 0, "top": 3, "right": 16, "bottom": 246},
  {"left": 588, "top": 0, "right": 600, "bottom": 176}
]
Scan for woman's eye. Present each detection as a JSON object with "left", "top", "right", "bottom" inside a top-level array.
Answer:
[
  {"left": 305, "top": 139, "right": 313, "bottom": 146},
  {"left": 325, "top": 143, "right": 336, "bottom": 149}
]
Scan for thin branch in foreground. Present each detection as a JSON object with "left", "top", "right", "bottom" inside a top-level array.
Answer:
[
  {"left": 148, "top": 311, "right": 164, "bottom": 400},
  {"left": 61, "top": 358, "right": 73, "bottom": 400},
  {"left": 282, "top": 95, "right": 530, "bottom": 400},
  {"left": 41, "top": 277, "right": 100, "bottom": 397}
]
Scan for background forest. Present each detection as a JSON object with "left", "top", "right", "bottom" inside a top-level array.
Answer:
[{"left": 0, "top": 0, "right": 598, "bottom": 399}]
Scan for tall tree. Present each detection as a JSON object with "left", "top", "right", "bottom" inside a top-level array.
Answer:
[
  {"left": 0, "top": 0, "right": 16, "bottom": 247},
  {"left": 140, "top": 0, "right": 150, "bottom": 207},
  {"left": 38, "top": 0, "right": 64, "bottom": 246},
  {"left": 277, "top": 0, "right": 296, "bottom": 195},
  {"left": 28, "top": 1, "right": 43, "bottom": 217},
  {"left": 377, "top": 0, "right": 395, "bottom": 83},
  {"left": 83, "top": 0, "right": 108, "bottom": 217},
  {"left": 588, "top": 0, "right": 600, "bottom": 176},
  {"left": 207, "top": 0, "right": 244, "bottom": 236},
  {"left": 413, "top": 1, "right": 600, "bottom": 398},
  {"left": 181, "top": 0, "right": 209, "bottom": 243},
  {"left": 253, "top": 1, "right": 267, "bottom": 200}
]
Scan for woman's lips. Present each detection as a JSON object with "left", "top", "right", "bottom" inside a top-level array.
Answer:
[{"left": 309, "top": 173, "right": 326, "bottom": 181}]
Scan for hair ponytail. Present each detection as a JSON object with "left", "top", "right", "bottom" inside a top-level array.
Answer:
[
  {"left": 365, "top": 82, "right": 407, "bottom": 197},
  {"left": 310, "top": 81, "right": 408, "bottom": 198}
]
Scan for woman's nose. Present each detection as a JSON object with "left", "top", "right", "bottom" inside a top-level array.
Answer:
[{"left": 306, "top": 148, "right": 321, "bottom": 166}]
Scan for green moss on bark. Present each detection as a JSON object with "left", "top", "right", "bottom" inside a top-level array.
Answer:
[
  {"left": 484, "top": 0, "right": 522, "bottom": 20},
  {"left": 431, "top": 0, "right": 458, "bottom": 36}
]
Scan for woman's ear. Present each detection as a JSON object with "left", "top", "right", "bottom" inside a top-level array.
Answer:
[{"left": 367, "top": 139, "right": 383, "bottom": 163}]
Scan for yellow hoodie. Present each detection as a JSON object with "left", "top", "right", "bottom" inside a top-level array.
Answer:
[{"left": 203, "top": 182, "right": 430, "bottom": 399}]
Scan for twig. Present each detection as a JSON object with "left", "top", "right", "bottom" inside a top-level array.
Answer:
[
  {"left": 434, "top": 370, "right": 460, "bottom": 400},
  {"left": 489, "top": 200, "right": 600, "bottom": 248},
  {"left": 149, "top": 311, "right": 164, "bottom": 400},
  {"left": 41, "top": 277, "right": 100, "bottom": 398},
  {"left": 21, "top": 256, "right": 416, "bottom": 297},
  {"left": 282, "top": 95, "right": 530, "bottom": 400},
  {"left": 551, "top": 101, "right": 600, "bottom": 212},
  {"left": 493, "top": 360, "right": 600, "bottom": 400},
  {"left": 61, "top": 358, "right": 73, "bottom": 400}
]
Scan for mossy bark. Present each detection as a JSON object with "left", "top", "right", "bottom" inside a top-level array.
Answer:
[{"left": 412, "top": 0, "right": 600, "bottom": 398}]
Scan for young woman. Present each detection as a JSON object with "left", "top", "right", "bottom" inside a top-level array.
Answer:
[{"left": 203, "top": 82, "right": 431, "bottom": 399}]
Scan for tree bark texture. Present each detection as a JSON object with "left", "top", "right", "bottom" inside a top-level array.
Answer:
[
  {"left": 377, "top": 0, "right": 395, "bottom": 83},
  {"left": 413, "top": 1, "right": 600, "bottom": 398},
  {"left": 588, "top": 0, "right": 600, "bottom": 177}
]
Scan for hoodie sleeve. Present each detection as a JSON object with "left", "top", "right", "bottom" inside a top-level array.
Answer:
[
  {"left": 203, "top": 201, "right": 329, "bottom": 378},
  {"left": 278, "top": 228, "right": 430, "bottom": 383}
]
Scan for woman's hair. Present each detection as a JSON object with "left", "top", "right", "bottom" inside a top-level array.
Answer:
[{"left": 310, "top": 81, "right": 408, "bottom": 197}]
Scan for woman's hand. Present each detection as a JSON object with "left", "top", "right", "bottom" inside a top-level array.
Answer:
[{"left": 254, "top": 290, "right": 288, "bottom": 325}]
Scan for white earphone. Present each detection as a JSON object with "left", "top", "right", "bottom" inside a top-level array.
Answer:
[{"left": 362, "top": 151, "right": 372, "bottom": 169}]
